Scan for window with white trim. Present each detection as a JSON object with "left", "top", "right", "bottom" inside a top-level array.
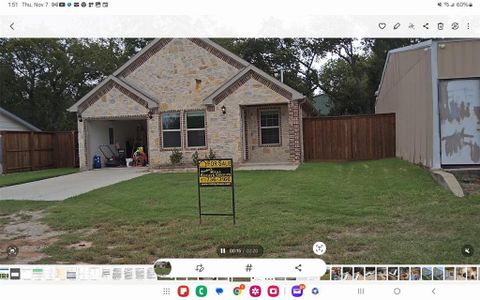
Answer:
[
  {"left": 260, "top": 110, "right": 280, "bottom": 145},
  {"left": 161, "top": 112, "right": 181, "bottom": 148},
  {"left": 186, "top": 111, "right": 206, "bottom": 147}
]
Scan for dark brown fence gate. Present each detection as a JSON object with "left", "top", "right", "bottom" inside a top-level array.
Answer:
[
  {"left": 303, "top": 113, "right": 396, "bottom": 161},
  {"left": 0, "top": 131, "right": 79, "bottom": 173}
]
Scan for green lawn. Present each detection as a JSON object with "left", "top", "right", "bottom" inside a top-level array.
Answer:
[
  {"left": 0, "top": 168, "right": 78, "bottom": 187},
  {"left": 0, "top": 159, "right": 479, "bottom": 264}
]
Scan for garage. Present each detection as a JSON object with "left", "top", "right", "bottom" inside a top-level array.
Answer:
[
  {"left": 86, "top": 119, "right": 148, "bottom": 168},
  {"left": 67, "top": 75, "right": 158, "bottom": 170}
]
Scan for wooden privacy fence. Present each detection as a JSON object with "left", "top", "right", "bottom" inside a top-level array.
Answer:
[
  {"left": 0, "top": 131, "right": 79, "bottom": 173},
  {"left": 303, "top": 113, "right": 396, "bottom": 161}
]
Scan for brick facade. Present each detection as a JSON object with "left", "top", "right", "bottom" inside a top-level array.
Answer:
[
  {"left": 288, "top": 100, "right": 302, "bottom": 163},
  {"left": 82, "top": 85, "right": 149, "bottom": 119},
  {"left": 75, "top": 39, "right": 305, "bottom": 169}
]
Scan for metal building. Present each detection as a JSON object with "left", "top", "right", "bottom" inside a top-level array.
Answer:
[{"left": 376, "top": 39, "right": 480, "bottom": 168}]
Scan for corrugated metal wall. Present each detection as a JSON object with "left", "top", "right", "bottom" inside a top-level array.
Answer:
[
  {"left": 437, "top": 40, "right": 480, "bottom": 79},
  {"left": 376, "top": 47, "right": 434, "bottom": 167}
]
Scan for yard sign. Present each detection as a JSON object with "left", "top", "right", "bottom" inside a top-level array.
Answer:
[{"left": 197, "top": 159, "right": 236, "bottom": 224}]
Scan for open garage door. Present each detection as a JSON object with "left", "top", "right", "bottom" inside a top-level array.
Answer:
[{"left": 86, "top": 119, "right": 148, "bottom": 169}]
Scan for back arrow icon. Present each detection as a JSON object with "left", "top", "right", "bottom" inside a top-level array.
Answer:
[
  {"left": 432, "top": 288, "right": 436, "bottom": 295},
  {"left": 10, "top": 22, "right": 14, "bottom": 30}
]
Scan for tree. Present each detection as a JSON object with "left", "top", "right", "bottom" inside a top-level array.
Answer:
[
  {"left": 0, "top": 38, "right": 152, "bottom": 130},
  {"left": 0, "top": 38, "right": 424, "bottom": 131},
  {"left": 214, "top": 38, "right": 309, "bottom": 96},
  {"left": 319, "top": 56, "right": 371, "bottom": 114},
  {"left": 363, "top": 38, "right": 422, "bottom": 104},
  {"left": 216, "top": 38, "right": 422, "bottom": 115}
]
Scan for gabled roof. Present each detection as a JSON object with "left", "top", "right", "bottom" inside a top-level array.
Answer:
[
  {"left": 203, "top": 64, "right": 305, "bottom": 105},
  {"left": 193, "top": 38, "right": 250, "bottom": 68},
  {"left": 113, "top": 38, "right": 173, "bottom": 77},
  {"left": 69, "top": 38, "right": 305, "bottom": 113},
  {"left": 0, "top": 107, "right": 41, "bottom": 131},
  {"left": 67, "top": 75, "right": 158, "bottom": 113},
  {"left": 376, "top": 40, "right": 433, "bottom": 97},
  {"left": 113, "top": 38, "right": 249, "bottom": 78}
]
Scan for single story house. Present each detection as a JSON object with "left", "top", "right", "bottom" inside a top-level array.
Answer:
[
  {"left": 0, "top": 107, "right": 41, "bottom": 132},
  {"left": 0, "top": 107, "right": 41, "bottom": 173},
  {"left": 376, "top": 39, "right": 480, "bottom": 168},
  {"left": 68, "top": 38, "right": 314, "bottom": 169}
]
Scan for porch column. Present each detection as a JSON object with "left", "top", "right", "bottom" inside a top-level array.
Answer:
[
  {"left": 288, "top": 100, "right": 302, "bottom": 163},
  {"left": 147, "top": 112, "right": 161, "bottom": 168},
  {"left": 77, "top": 118, "right": 88, "bottom": 170}
]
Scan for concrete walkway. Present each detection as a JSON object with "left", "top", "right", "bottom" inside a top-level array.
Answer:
[{"left": 0, "top": 168, "right": 148, "bottom": 201}]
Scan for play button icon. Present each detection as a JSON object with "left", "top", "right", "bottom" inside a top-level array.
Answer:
[{"left": 462, "top": 245, "right": 474, "bottom": 257}]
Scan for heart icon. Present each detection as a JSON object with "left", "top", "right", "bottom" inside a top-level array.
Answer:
[
  {"left": 67, "top": 2, "right": 72, "bottom": 6},
  {"left": 378, "top": 23, "right": 386, "bottom": 29}
]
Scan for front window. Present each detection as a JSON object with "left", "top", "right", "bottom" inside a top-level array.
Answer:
[
  {"left": 260, "top": 110, "right": 280, "bottom": 145},
  {"left": 162, "top": 112, "right": 181, "bottom": 148},
  {"left": 186, "top": 111, "right": 206, "bottom": 147}
]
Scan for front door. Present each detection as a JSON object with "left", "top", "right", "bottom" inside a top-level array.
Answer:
[{"left": 439, "top": 79, "right": 480, "bottom": 165}]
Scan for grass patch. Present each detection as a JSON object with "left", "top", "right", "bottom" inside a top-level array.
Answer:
[
  {"left": 0, "top": 168, "right": 78, "bottom": 187},
  {"left": 0, "top": 201, "right": 55, "bottom": 216},
  {"left": 1, "top": 159, "right": 479, "bottom": 264}
]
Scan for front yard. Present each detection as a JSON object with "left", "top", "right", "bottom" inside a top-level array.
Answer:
[
  {"left": 0, "top": 159, "right": 479, "bottom": 264},
  {"left": 0, "top": 168, "right": 78, "bottom": 187}
]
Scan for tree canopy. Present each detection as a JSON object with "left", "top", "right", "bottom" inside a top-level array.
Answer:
[
  {"left": 0, "top": 38, "right": 151, "bottom": 130},
  {"left": 0, "top": 38, "right": 418, "bottom": 130}
]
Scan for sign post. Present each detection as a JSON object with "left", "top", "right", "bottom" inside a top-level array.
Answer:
[{"left": 197, "top": 159, "right": 236, "bottom": 224}]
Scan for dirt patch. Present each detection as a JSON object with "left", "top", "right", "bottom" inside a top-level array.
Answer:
[
  {"left": 0, "top": 210, "right": 64, "bottom": 264},
  {"left": 326, "top": 227, "right": 382, "bottom": 241},
  {"left": 66, "top": 241, "right": 93, "bottom": 250},
  {"left": 459, "top": 178, "right": 480, "bottom": 196},
  {"left": 450, "top": 170, "right": 480, "bottom": 196}
]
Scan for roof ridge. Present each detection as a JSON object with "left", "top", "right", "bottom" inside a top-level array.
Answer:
[
  {"left": 114, "top": 76, "right": 158, "bottom": 104},
  {"left": 203, "top": 64, "right": 305, "bottom": 105},
  {"left": 67, "top": 75, "right": 158, "bottom": 112},
  {"left": 0, "top": 107, "right": 41, "bottom": 131},
  {"left": 203, "top": 65, "right": 252, "bottom": 105}
]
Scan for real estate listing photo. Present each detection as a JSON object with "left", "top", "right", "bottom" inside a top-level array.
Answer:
[{"left": 0, "top": 37, "right": 479, "bottom": 265}]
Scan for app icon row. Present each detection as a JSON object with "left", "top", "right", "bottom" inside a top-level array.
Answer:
[{"left": 176, "top": 283, "right": 316, "bottom": 297}]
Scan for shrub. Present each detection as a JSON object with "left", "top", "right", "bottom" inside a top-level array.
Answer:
[
  {"left": 191, "top": 151, "right": 199, "bottom": 166},
  {"left": 206, "top": 148, "right": 216, "bottom": 159},
  {"left": 170, "top": 149, "right": 183, "bottom": 165}
]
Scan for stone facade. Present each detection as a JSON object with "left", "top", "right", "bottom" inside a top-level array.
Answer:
[
  {"left": 121, "top": 39, "right": 241, "bottom": 112},
  {"left": 215, "top": 78, "right": 291, "bottom": 163},
  {"left": 122, "top": 39, "right": 242, "bottom": 166},
  {"left": 244, "top": 105, "right": 290, "bottom": 163},
  {"left": 82, "top": 86, "right": 149, "bottom": 119},
  {"left": 77, "top": 119, "right": 87, "bottom": 170},
  {"left": 147, "top": 113, "right": 161, "bottom": 166},
  {"left": 75, "top": 39, "right": 306, "bottom": 169}
]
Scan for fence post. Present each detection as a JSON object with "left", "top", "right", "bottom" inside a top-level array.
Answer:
[
  {"left": 29, "top": 132, "right": 34, "bottom": 171},
  {"left": 0, "top": 132, "right": 5, "bottom": 174},
  {"left": 53, "top": 132, "right": 58, "bottom": 169},
  {"left": 344, "top": 120, "right": 348, "bottom": 160},
  {"left": 71, "top": 130, "right": 76, "bottom": 167}
]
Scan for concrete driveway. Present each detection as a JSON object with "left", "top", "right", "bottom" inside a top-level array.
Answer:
[{"left": 0, "top": 168, "right": 148, "bottom": 201}]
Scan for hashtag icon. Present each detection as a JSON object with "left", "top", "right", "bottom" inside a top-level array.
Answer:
[{"left": 245, "top": 264, "right": 253, "bottom": 272}]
